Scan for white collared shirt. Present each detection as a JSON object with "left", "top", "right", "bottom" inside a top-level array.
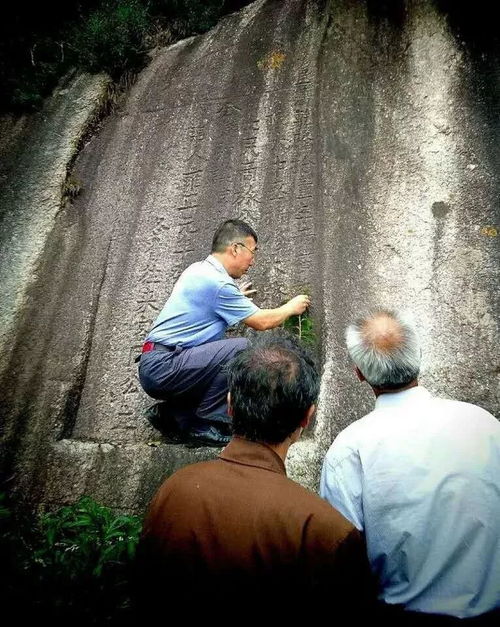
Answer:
[{"left": 320, "top": 386, "right": 500, "bottom": 617}]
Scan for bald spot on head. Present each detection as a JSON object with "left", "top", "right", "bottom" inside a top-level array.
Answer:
[
  {"left": 361, "top": 312, "right": 404, "bottom": 355},
  {"left": 248, "top": 347, "right": 299, "bottom": 386}
]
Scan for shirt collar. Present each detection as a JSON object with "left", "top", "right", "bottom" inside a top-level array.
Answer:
[
  {"left": 218, "top": 437, "right": 287, "bottom": 476},
  {"left": 375, "top": 385, "right": 432, "bottom": 410},
  {"left": 206, "top": 254, "right": 231, "bottom": 278}
]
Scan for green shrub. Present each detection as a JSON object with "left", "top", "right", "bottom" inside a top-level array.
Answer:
[
  {"left": 35, "top": 496, "right": 141, "bottom": 577},
  {"left": 73, "top": 0, "right": 150, "bottom": 77},
  {"left": 1, "top": 494, "right": 142, "bottom": 625}
]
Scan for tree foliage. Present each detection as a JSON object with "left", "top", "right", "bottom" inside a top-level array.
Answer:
[
  {"left": 0, "top": 0, "right": 252, "bottom": 112},
  {"left": 73, "top": 0, "right": 150, "bottom": 77}
]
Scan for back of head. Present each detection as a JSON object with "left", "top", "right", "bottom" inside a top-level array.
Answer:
[
  {"left": 211, "top": 219, "right": 258, "bottom": 252},
  {"left": 227, "top": 332, "right": 319, "bottom": 444},
  {"left": 345, "top": 309, "right": 421, "bottom": 390}
]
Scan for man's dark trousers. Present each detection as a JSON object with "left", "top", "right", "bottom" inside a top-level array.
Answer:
[{"left": 139, "top": 338, "right": 248, "bottom": 430}]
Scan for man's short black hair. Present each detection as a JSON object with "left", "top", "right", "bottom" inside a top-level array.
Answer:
[
  {"left": 211, "top": 219, "right": 258, "bottom": 253},
  {"left": 227, "top": 332, "right": 320, "bottom": 444}
]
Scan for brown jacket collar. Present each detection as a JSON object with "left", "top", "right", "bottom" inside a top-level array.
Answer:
[{"left": 218, "top": 436, "right": 286, "bottom": 476}]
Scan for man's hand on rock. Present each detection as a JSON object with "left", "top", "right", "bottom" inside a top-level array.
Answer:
[
  {"left": 287, "top": 295, "right": 310, "bottom": 316},
  {"left": 240, "top": 281, "right": 257, "bottom": 300}
]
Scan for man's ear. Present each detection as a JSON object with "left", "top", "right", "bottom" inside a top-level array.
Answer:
[
  {"left": 227, "top": 392, "right": 233, "bottom": 417},
  {"left": 355, "top": 367, "right": 365, "bottom": 382},
  {"left": 300, "top": 404, "right": 316, "bottom": 429}
]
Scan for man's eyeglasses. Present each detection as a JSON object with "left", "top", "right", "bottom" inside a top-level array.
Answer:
[{"left": 235, "top": 242, "right": 258, "bottom": 256}]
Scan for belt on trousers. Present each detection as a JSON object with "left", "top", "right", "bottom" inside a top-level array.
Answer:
[{"left": 141, "top": 341, "right": 176, "bottom": 353}]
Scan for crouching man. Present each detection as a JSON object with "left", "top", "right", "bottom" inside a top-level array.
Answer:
[{"left": 138, "top": 219, "right": 310, "bottom": 446}]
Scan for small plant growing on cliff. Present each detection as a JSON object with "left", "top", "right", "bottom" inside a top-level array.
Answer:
[
  {"left": 282, "top": 310, "right": 317, "bottom": 346},
  {"left": 281, "top": 287, "right": 317, "bottom": 346},
  {"left": 61, "top": 174, "right": 82, "bottom": 204}
]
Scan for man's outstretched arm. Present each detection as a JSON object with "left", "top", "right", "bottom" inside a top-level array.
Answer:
[{"left": 243, "top": 294, "right": 310, "bottom": 331}]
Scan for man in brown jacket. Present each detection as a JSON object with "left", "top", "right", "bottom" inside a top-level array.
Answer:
[{"left": 136, "top": 333, "right": 377, "bottom": 618}]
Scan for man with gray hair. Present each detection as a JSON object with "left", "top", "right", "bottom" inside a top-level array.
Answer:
[{"left": 320, "top": 309, "right": 500, "bottom": 625}]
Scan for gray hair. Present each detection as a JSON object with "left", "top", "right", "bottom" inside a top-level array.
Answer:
[{"left": 345, "top": 309, "right": 421, "bottom": 389}]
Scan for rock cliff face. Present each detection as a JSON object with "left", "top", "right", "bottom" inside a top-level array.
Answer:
[{"left": 0, "top": 0, "right": 498, "bottom": 512}]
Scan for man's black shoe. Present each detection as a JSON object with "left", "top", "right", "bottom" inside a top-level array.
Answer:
[
  {"left": 144, "top": 403, "right": 183, "bottom": 442},
  {"left": 187, "top": 425, "right": 230, "bottom": 447},
  {"left": 144, "top": 403, "right": 165, "bottom": 431}
]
